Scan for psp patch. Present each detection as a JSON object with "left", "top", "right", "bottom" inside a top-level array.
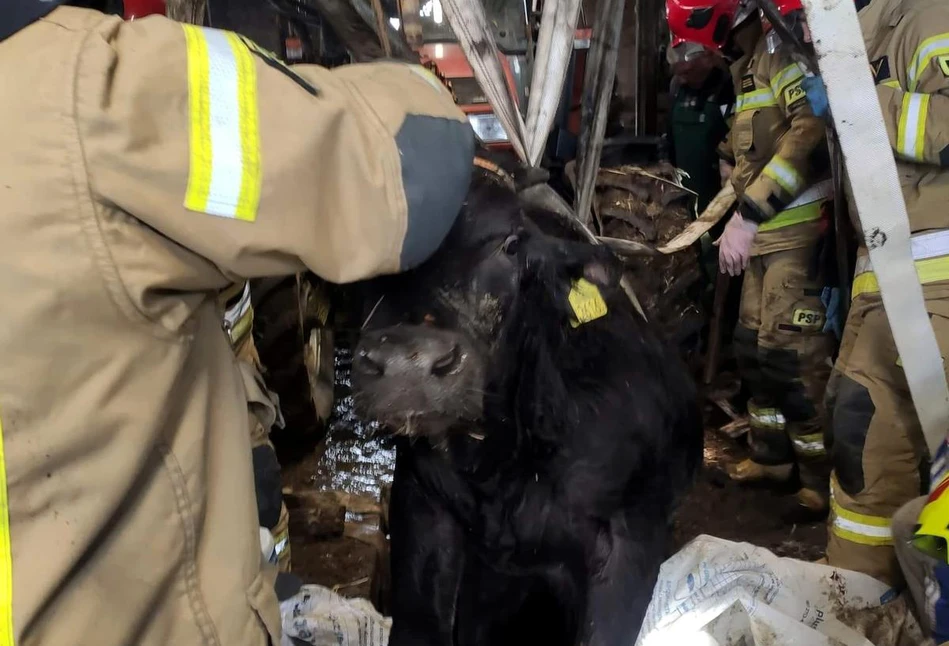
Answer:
[
  {"left": 784, "top": 79, "right": 806, "bottom": 108},
  {"left": 792, "top": 308, "right": 825, "bottom": 329}
]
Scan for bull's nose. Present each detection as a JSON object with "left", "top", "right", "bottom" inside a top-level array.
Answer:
[{"left": 354, "top": 329, "right": 465, "bottom": 379}]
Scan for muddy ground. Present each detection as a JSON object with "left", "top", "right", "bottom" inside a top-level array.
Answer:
[{"left": 276, "top": 352, "right": 827, "bottom": 607}]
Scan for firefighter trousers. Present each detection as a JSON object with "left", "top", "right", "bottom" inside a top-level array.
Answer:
[
  {"left": 734, "top": 245, "right": 835, "bottom": 491},
  {"left": 825, "top": 290, "right": 949, "bottom": 585}
]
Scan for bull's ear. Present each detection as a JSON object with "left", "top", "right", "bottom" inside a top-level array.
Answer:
[{"left": 582, "top": 260, "right": 613, "bottom": 288}]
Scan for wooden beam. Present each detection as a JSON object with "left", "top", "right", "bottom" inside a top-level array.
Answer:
[{"left": 573, "top": 0, "right": 625, "bottom": 229}]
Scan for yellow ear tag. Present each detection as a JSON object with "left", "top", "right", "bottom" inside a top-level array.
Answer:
[{"left": 568, "top": 278, "right": 608, "bottom": 328}]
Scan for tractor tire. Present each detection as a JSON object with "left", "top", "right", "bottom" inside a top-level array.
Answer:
[{"left": 251, "top": 275, "right": 336, "bottom": 459}]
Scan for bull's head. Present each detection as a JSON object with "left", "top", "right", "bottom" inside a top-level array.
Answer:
[{"left": 351, "top": 173, "right": 626, "bottom": 443}]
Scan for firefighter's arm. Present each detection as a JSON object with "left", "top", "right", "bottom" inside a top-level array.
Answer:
[
  {"left": 874, "top": 9, "right": 949, "bottom": 167},
  {"left": 739, "top": 60, "right": 826, "bottom": 223},
  {"left": 717, "top": 111, "right": 737, "bottom": 167},
  {"left": 76, "top": 15, "right": 474, "bottom": 286}
]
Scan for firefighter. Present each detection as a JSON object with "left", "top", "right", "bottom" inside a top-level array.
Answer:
[
  {"left": 666, "top": 46, "right": 734, "bottom": 217},
  {"left": 0, "top": 2, "right": 474, "bottom": 645},
  {"left": 666, "top": 31, "right": 736, "bottom": 283},
  {"left": 667, "top": 0, "right": 836, "bottom": 515},
  {"left": 802, "top": 0, "right": 949, "bottom": 588},
  {"left": 218, "top": 281, "right": 293, "bottom": 573},
  {"left": 101, "top": 0, "right": 297, "bottom": 575}
]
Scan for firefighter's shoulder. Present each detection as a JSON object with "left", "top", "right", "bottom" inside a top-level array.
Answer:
[{"left": 72, "top": 14, "right": 474, "bottom": 284}]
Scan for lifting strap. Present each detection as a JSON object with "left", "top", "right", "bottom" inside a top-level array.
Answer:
[
  {"left": 439, "top": 0, "right": 527, "bottom": 162},
  {"left": 802, "top": 0, "right": 949, "bottom": 455},
  {"left": 524, "top": 0, "right": 581, "bottom": 167},
  {"left": 440, "top": 0, "right": 581, "bottom": 168}
]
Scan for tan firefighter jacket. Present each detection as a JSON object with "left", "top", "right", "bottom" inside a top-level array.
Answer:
[
  {"left": 721, "top": 19, "right": 831, "bottom": 257},
  {"left": 0, "top": 5, "right": 473, "bottom": 645},
  {"left": 848, "top": 0, "right": 949, "bottom": 300}
]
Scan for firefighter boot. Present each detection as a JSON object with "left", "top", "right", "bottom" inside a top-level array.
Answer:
[
  {"left": 790, "top": 421, "right": 831, "bottom": 519},
  {"left": 728, "top": 399, "right": 795, "bottom": 485}
]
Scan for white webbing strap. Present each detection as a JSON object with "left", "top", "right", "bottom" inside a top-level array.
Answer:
[
  {"left": 439, "top": 0, "right": 528, "bottom": 161},
  {"left": 524, "top": 0, "right": 582, "bottom": 167},
  {"left": 441, "top": 0, "right": 582, "bottom": 168},
  {"left": 802, "top": 0, "right": 949, "bottom": 455},
  {"left": 855, "top": 229, "right": 949, "bottom": 274}
]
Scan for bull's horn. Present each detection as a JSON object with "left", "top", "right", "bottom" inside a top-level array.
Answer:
[{"left": 595, "top": 236, "right": 660, "bottom": 257}]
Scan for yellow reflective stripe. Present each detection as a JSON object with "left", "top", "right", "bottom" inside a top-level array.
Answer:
[
  {"left": 0, "top": 416, "right": 12, "bottom": 644},
  {"left": 770, "top": 63, "right": 805, "bottom": 96},
  {"left": 897, "top": 92, "right": 930, "bottom": 161},
  {"left": 181, "top": 25, "right": 262, "bottom": 222},
  {"left": 761, "top": 156, "right": 805, "bottom": 195},
  {"left": 228, "top": 307, "right": 254, "bottom": 347},
  {"left": 908, "top": 33, "right": 949, "bottom": 92},
  {"left": 757, "top": 199, "right": 822, "bottom": 233},
  {"left": 183, "top": 25, "right": 212, "bottom": 214},
  {"left": 792, "top": 433, "right": 826, "bottom": 457},
  {"left": 830, "top": 485, "right": 893, "bottom": 546},
  {"left": 748, "top": 402, "right": 786, "bottom": 430},
  {"left": 273, "top": 529, "right": 290, "bottom": 557},
  {"left": 735, "top": 88, "right": 778, "bottom": 112},
  {"left": 882, "top": 79, "right": 902, "bottom": 89},
  {"left": 230, "top": 33, "right": 262, "bottom": 221},
  {"left": 852, "top": 255, "right": 949, "bottom": 299}
]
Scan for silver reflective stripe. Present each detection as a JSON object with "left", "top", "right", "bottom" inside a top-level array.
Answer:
[
  {"left": 762, "top": 157, "right": 805, "bottom": 194},
  {"left": 749, "top": 408, "right": 786, "bottom": 429},
  {"left": 832, "top": 514, "right": 893, "bottom": 540},
  {"left": 908, "top": 35, "right": 949, "bottom": 91},
  {"left": 899, "top": 93, "right": 927, "bottom": 159},
  {"left": 735, "top": 88, "right": 778, "bottom": 112},
  {"left": 792, "top": 437, "right": 825, "bottom": 454},
  {"left": 223, "top": 282, "right": 252, "bottom": 331},
  {"left": 770, "top": 63, "right": 805, "bottom": 95},
  {"left": 855, "top": 229, "right": 949, "bottom": 275},
  {"left": 785, "top": 178, "right": 834, "bottom": 209}
]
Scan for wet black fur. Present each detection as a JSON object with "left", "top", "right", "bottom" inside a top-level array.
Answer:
[{"left": 353, "top": 176, "right": 703, "bottom": 646}]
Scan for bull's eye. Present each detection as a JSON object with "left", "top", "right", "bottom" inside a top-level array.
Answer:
[{"left": 501, "top": 234, "right": 521, "bottom": 256}]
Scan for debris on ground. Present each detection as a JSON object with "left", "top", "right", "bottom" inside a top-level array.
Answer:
[
  {"left": 637, "top": 535, "right": 925, "bottom": 646},
  {"left": 279, "top": 584, "right": 390, "bottom": 646},
  {"left": 593, "top": 162, "right": 708, "bottom": 353}
]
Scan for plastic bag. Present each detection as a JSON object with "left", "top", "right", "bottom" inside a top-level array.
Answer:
[
  {"left": 636, "top": 535, "right": 923, "bottom": 646},
  {"left": 280, "top": 584, "right": 391, "bottom": 646}
]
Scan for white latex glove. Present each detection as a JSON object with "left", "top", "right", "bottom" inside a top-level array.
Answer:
[{"left": 714, "top": 212, "right": 758, "bottom": 276}]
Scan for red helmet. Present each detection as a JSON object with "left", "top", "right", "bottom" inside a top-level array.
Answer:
[
  {"left": 774, "top": 0, "right": 803, "bottom": 14},
  {"left": 122, "top": 0, "right": 166, "bottom": 20},
  {"left": 666, "top": 0, "right": 741, "bottom": 50}
]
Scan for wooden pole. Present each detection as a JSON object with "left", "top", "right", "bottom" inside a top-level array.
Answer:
[
  {"left": 703, "top": 271, "right": 730, "bottom": 385},
  {"left": 573, "top": 0, "right": 625, "bottom": 229},
  {"left": 369, "top": 0, "right": 393, "bottom": 58}
]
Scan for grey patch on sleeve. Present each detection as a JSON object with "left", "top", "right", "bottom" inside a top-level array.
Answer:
[{"left": 396, "top": 114, "right": 475, "bottom": 270}]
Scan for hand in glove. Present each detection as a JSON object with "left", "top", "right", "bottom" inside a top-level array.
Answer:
[
  {"left": 715, "top": 212, "right": 758, "bottom": 277},
  {"left": 802, "top": 75, "right": 830, "bottom": 119}
]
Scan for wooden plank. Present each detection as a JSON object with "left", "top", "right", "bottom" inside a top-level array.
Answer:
[{"left": 573, "top": 0, "right": 625, "bottom": 228}]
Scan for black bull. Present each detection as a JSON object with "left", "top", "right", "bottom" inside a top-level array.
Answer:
[{"left": 351, "top": 173, "right": 703, "bottom": 646}]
